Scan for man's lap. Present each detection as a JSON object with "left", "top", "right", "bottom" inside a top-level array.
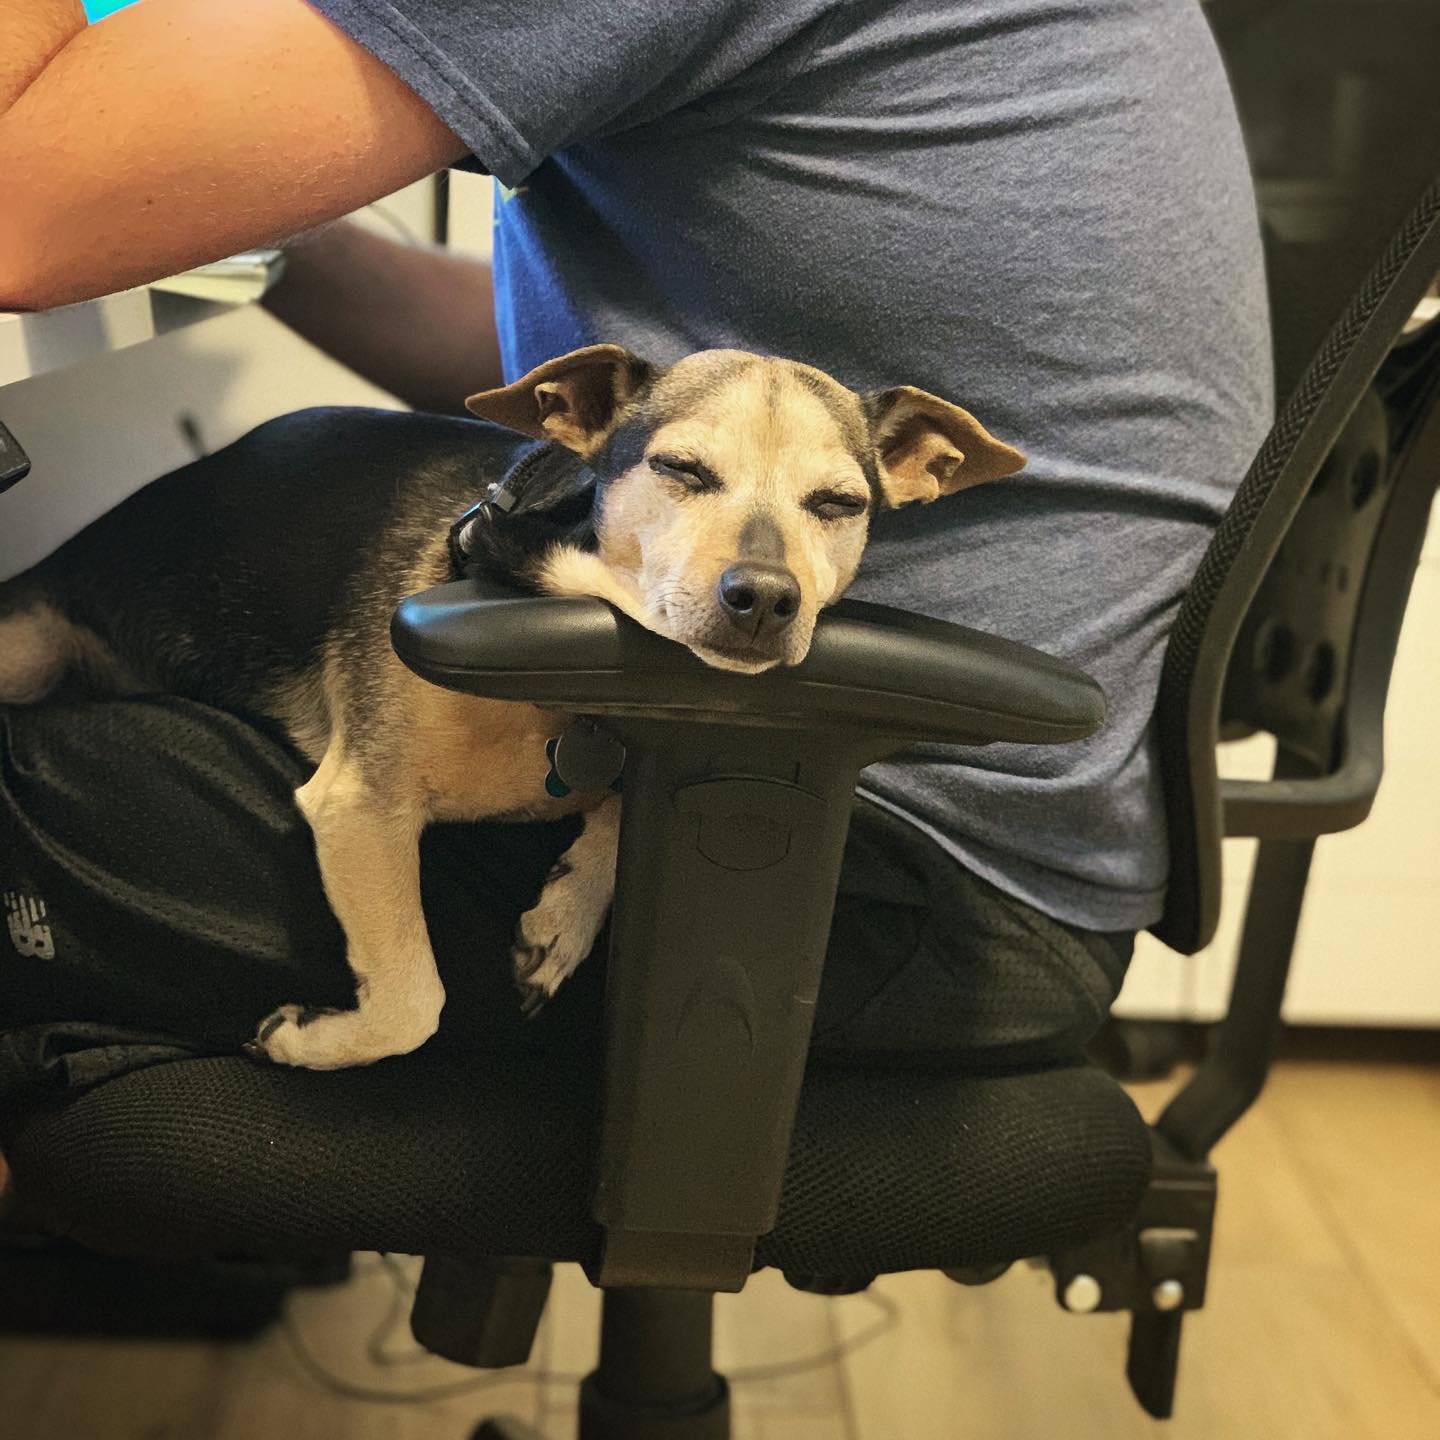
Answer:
[{"left": 0, "top": 697, "right": 1130, "bottom": 1118}]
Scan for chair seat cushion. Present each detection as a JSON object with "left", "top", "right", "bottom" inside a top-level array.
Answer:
[{"left": 5, "top": 1049, "right": 1149, "bottom": 1275}]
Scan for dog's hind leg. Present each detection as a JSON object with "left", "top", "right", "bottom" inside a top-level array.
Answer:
[
  {"left": 248, "top": 743, "right": 445, "bottom": 1070},
  {"left": 0, "top": 603, "right": 75, "bottom": 704},
  {"left": 512, "top": 794, "right": 621, "bottom": 1015}
]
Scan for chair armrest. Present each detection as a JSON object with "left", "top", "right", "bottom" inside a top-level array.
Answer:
[
  {"left": 1220, "top": 771, "right": 1378, "bottom": 839},
  {"left": 392, "top": 579, "right": 1106, "bottom": 1291},
  {"left": 391, "top": 579, "right": 1105, "bottom": 747}
]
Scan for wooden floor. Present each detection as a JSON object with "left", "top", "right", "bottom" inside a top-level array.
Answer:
[{"left": 2, "top": 1041, "right": 1438, "bottom": 1440}]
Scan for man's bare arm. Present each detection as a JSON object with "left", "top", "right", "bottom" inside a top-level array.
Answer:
[
  {"left": 263, "top": 223, "right": 504, "bottom": 413},
  {"left": 0, "top": 0, "right": 469, "bottom": 311}
]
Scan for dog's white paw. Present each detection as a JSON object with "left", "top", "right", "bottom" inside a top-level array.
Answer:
[
  {"left": 511, "top": 923, "right": 590, "bottom": 1018},
  {"left": 510, "top": 806, "right": 618, "bottom": 1017},
  {"left": 511, "top": 885, "right": 605, "bottom": 1017},
  {"left": 244, "top": 991, "right": 443, "bottom": 1070}
]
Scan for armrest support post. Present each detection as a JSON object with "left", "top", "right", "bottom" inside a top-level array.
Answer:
[{"left": 588, "top": 722, "right": 869, "bottom": 1291}]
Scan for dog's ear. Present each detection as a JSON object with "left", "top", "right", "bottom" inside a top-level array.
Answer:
[
  {"left": 863, "top": 386, "right": 1025, "bottom": 508},
  {"left": 466, "top": 344, "right": 654, "bottom": 453}
]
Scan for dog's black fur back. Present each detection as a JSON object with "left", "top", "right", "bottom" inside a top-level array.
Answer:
[{"left": 3, "top": 408, "right": 535, "bottom": 709}]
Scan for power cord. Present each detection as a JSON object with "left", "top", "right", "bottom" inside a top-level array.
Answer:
[
  {"left": 728, "top": 1291, "right": 899, "bottom": 1385},
  {"left": 281, "top": 1252, "right": 901, "bottom": 1405}
]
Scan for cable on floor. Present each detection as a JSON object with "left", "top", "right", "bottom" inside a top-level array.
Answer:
[{"left": 282, "top": 1252, "right": 901, "bottom": 1405}]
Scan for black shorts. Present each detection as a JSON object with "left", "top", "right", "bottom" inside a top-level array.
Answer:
[{"left": 0, "top": 696, "right": 1131, "bottom": 1123}]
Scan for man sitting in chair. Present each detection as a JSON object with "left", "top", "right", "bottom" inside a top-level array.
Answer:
[{"left": 0, "top": 1, "right": 1270, "bottom": 1115}]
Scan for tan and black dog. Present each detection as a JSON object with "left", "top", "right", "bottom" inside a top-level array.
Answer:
[{"left": 0, "top": 345, "right": 1023, "bottom": 1070}]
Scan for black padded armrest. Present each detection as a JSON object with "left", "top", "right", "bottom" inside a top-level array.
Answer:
[{"left": 392, "top": 578, "right": 1104, "bottom": 747}]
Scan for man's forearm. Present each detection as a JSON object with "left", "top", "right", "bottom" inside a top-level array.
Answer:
[
  {"left": 263, "top": 222, "right": 504, "bottom": 415},
  {"left": 0, "top": 1, "right": 86, "bottom": 114},
  {"left": 0, "top": 0, "right": 467, "bottom": 313}
]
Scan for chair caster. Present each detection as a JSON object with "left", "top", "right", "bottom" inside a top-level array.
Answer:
[{"left": 471, "top": 1419, "right": 546, "bottom": 1440}]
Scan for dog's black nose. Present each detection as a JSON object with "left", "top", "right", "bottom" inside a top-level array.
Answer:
[{"left": 717, "top": 564, "right": 801, "bottom": 638}]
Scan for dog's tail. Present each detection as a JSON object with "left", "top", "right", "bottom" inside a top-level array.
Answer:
[{"left": 0, "top": 574, "right": 73, "bottom": 705}]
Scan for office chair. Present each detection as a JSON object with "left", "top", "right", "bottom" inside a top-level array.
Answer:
[{"left": 3, "top": 171, "right": 1437, "bottom": 1436}]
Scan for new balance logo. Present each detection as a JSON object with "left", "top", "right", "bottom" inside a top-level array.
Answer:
[{"left": 4, "top": 891, "right": 55, "bottom": 960}]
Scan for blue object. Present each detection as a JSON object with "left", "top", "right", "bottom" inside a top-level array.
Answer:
[
  {"left": 85, "top": 0, "right": 141, "bottom": 20},
  {"left": 543, "top": 738, "right": 570, "bottom": 800}
]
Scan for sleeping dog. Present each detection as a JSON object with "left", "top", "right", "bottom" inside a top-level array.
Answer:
[{"left": 0, "top": 345, "right": 1023, "bottom": 1070}]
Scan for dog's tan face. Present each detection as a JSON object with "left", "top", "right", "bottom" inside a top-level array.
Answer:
[
  {"left": 468, "top": 346, "right": 1025, "bottom": 672},
  {"left": 586, "top": 352, "right": 877, "bottom": 671}
]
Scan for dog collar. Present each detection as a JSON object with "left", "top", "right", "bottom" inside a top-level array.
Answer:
[
  {"left": 448, "top": 442, "right": 598, "bottom": 573},
  {"left": 447, "top": 478, "right": 518, "bottom": 571},
  {"left": 444, "top": 444, "right": 622, "bottom": 796}
]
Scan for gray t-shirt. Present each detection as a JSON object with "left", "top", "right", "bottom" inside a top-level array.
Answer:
[{"left": 311, "top": 0, "right": 1272, "bottom": 932}]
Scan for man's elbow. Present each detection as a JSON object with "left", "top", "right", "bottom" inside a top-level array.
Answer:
[
  {"left": 0, "top": 158, "right": 106, "bottom": 312},
  {"left": 0, "top": 267, "right": 58, "bottom": 316},
  {"left": 0, "top": 208, "right": 66, "bottom": 313}
]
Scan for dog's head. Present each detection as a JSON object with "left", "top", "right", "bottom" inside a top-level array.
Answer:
[{"left": 467, "top": 345, "right": 1024, "bottom": 672}]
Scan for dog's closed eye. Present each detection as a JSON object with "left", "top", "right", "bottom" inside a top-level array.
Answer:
[
  {"left": 804, "top": 488, "right": 868, "bottom": 522},
  {"left": 649, "top": 453, "right": 724, "bottom": 494}
]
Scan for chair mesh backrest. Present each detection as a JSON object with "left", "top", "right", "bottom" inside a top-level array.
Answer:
[{"left": 1152, "top": 176, "right": 1440, "bottom": 954}]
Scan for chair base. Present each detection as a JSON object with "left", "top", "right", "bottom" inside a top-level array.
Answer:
[
  {"left": 578, "top": 1370, "right": 730, "bottom": 1440},
  {"left": 469, "top": 1373, "right": 732, "bottom": 1440},
  {"left": 576, "top": 1289, "right": 731, "bottom": 1440},
  {"left": 454, "top": 1284, "right": 730, "bottom": 1440}
]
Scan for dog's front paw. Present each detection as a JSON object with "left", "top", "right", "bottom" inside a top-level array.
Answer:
[
  {"left": 510, "top": 919, "right": 593, "bottom": 1018},
  {"left": 511, "top": 811, "right": 616, "bottom": 1017},
  {"left": 511, "top": 929, "right": 567, "bottom": 1018},
  {"left": 243, "top": 1003, "right": 342, "bottom": 1067},
  {"left": 243, "top": 992, "right": 442, "bottom": 1070}
]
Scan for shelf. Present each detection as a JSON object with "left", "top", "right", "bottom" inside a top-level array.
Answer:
[{"left": 0, "top": 251, "right": 284, "bottom": 389}]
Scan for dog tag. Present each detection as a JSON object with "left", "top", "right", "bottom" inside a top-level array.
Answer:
[{"left": 544, "top": 722, "right": 626, "bottom": 797}]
